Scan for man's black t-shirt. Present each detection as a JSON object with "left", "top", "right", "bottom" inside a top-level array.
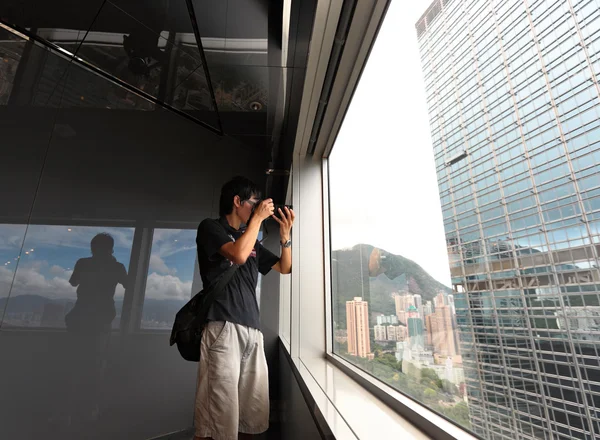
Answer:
[{"left": 196, "top": 217, "right": 280, "bottom": 330}]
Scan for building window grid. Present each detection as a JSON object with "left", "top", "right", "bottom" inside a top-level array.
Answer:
[
  {"left": 450, "top": 10, "right": 538, "bottom": 437},
  {"left": 434, "top": 6, "right": 496, "bottom": 431}
]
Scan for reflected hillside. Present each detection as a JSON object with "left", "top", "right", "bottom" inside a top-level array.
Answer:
[{"left": 332, "top": 243, "right": 451, "bottom": 326}]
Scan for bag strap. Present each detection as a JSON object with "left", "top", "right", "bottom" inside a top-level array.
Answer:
[{"left": 202, "top": 262, "right": 238, "bottom": 304}]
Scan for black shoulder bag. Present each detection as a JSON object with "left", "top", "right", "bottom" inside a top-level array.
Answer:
[{"left": 169, "top": 263, "right": 238, "bottom": 362}]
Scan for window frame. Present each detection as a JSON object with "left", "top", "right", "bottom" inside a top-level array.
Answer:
[
  {"left": 0, "top": 217, "right": 205, "bottom": 334},
  {"left": 322, "top": 155, "right": 480, "bottom": 440}
]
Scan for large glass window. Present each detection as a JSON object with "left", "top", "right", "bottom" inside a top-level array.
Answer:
[
  {"left": 1, "top": 224, "right": 134, "bottom": 329},
  {"left": 140, "top": 228, "right": 198, "bottom": 330},
  {"left": 327, "top": 0, "right": 470, "bottom": 431},
  {"left": 326, "top": 0, "right": 600, "bottom": 438}
]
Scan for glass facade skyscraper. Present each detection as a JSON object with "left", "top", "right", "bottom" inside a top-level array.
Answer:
[{"left": 417, "top": 0, "right": 600, "bottom": 439}]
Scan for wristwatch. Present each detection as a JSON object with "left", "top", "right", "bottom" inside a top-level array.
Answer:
[{"left": 281, "top": 239, "right": 292, "bottom": 248}]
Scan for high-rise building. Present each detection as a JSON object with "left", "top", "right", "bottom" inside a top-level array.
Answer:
[
  {"left": 407, "top": 305, "right": 425, "bottom": 349},
  {"left": 394, "top": 293, "right": 415, "bottom": 324},
  {"left": 413, "top": 294, "right": 423, "bottom": 313},
  {"left": 426, "top": 305, "right": 457, "bottom": 357},
  {"left": 387, "top": 325, "right": 408, "bottom": 342},
  {"left": 447, "top": 294, "right": 455, "bottom": 315},
  {"left": 346, "top": 297, "right": 371, "bottom": 358},
  {"left": 434, "top": 292, "right": 446, "bottom": 308},
  {"left": 374, "top": 324, "right": 387, "bottom": 341},
  {"left": 423, "top": 300, "right": 433, "bottom": 318},
  {"left": 425, "top": 314, "right": 434, "bottom": 347},
  {"left": 376, "top": 314, "right": 399, "bottom": 325},
  {"left": 417, "top": 0, "right": 600, "bottom": 438}
]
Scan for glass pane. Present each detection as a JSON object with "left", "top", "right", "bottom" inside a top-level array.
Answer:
[
  {"left": 0, "top": 28, "right": 27, "bottom": 105},
  {"left": 2, "top": 225, "right": 133, "bottom": 329},
  {"left": 141, "top": 228, "right": 198, "bottom": 330},
  {"left": 328, "top": 0, "right": 600, "bottom": 438}
]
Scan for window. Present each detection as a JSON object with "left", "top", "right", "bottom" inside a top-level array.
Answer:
[
  {"left": 140, "top": 228, "right": 199, "bottom": 330},
  {"left": 308, "top": 0, "right": 600, "bottom": 438},
  {"left": 327, "top": 0, "right": 468, "bottom": 423},
  {"left": 1, "top": 223, "right": 134, "bottom": 329},
  {"left": 138, "top": 227, "right": 266, "bottom": 330}
]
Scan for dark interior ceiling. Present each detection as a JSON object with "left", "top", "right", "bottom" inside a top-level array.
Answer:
[{"left": 0, "top": 0, "right": 317, "bottom": 203}]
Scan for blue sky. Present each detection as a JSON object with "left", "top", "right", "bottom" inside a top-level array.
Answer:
[{"left": 0, "top": 224, "right": 197, "bottom": 302}]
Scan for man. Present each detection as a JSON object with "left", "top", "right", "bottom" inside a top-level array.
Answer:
[
  {"left": 64, "top": 233, "right": 128, "bottom": 425},
  {"left": 194, "top": 176, "right": 294, "bottom": 440}
]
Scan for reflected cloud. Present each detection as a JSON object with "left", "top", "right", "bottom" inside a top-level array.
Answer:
[
  {"left": 145, "top": 272, "right": 192, "bottom": 301},
  {"left": 149, "top": 254, "right": 177, "bottom": 275},
  {"left": 2, "top": 260, "right": 72, "bottom": 300}
]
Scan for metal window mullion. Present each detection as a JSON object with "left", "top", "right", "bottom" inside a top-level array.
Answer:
[
  {"left": 523, "top": 0, "right": 599, "bottom": 436},
  {"left": 455, "top": 0, "right": 497, "bottom": 433},
  {"left": 121, "top": 225, "right": 153, "bottom": 334},
  {"left": 476, "top": 1, "right": 553, "bottom": 435}
]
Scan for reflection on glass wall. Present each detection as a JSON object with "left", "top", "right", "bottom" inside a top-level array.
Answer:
[
  {"left": 141, "top": 228, "right": 197, "bottom": 329},
  {"left": 0, "top": 1, "right": 284, "bottom": 437},
  {"left": 0, "top": 30, "right": 26, "bottom": 105},
  {"left": 1, "top": 225, "right": 133, "bottom": 329},
  {"left": 330, "top": 243, "right": 467, "bottom": 428}
]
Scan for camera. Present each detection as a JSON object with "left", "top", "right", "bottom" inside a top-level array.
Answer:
[
  {"left": 274, "top": 204, "right": 293, "bottom": 212},
  {"left": 251, "top": 201, "right": 293, "bottom": 214}
]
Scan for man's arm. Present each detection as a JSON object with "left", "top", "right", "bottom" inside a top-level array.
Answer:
[
  {"left": 218, "top": 216, "right": 263, "bottom": 265},
  {"left": 272, "top": 207, "right": 295, "bottom": 274},
  {"left": 272, "top": 245, "right": 291, "bottom": 274},
  {"left": 118, "top": 263, "right": 129, "bottom": 290},
  {"left": 218, "top": 199, "right": 275, "bottom": 265},
  {"left": 69, "top": 260, "right": 81, "bottom": 287}
]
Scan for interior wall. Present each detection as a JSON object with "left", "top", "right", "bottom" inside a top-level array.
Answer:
[
  {"left": 278, "top": 343, "right": 323, "bottom": 440},
  {"left": 0, "top": 34, "right": 270, "bottom": 440},
  {"left": 259, "top": 226, "right": 284, "bottom": 416}
]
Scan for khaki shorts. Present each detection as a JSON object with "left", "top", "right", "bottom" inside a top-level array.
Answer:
[{"left": 194, "top": 321, "right": 269, "bottom": 440}]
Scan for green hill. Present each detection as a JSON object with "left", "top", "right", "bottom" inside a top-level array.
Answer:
[{"left": 331, "top": 244, "right": 451, "bottom": 328}]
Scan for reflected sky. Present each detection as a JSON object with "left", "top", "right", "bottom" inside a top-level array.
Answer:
[{"left": 0, "top": 224, "right": 198, "bottom": 330}]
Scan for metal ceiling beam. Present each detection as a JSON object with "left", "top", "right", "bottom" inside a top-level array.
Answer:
[
  {"left": 184, "top": 0, "right": 223, "bottom": 134},
  {"left": 0, "top": 18, "right": 223, "bottom": 135}
]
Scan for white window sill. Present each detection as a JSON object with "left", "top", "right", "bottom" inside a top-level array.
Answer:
[{"left": 284, "top": 346, "right": 477, "bottom": 440}]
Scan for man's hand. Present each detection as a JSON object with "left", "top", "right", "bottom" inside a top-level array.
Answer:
[
  {"left": 273, "top": 207, "right": 295, "bottom": 243},
  {"left": 253, "top": 199, "right": 275, "bottom": 222}
]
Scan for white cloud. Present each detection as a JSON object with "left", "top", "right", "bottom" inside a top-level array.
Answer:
[
  {"left": 50, "top": 265, "right": 66, "bottom": 275},
  {"left": 149, "top": 254, "right": 177, "bottom": 275},
  {"left": 8, "top": 265, "right": 74, "bottom": 300},
  {"left": 114, "top": 284, "right": 125, "bottom": 299},
  {"left": 0, "top": 257, "right": 189, "bottom": 304},
  {"left": 144, "top": 272, "right": 192, "bottom": 301}
]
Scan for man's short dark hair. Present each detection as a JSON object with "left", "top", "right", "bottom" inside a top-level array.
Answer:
[
  {"left": 219, "top": 176, "right": 262, "bottom": 217},
  {"left": 91, "top": 233, "right": 114, "bottom": 256}
]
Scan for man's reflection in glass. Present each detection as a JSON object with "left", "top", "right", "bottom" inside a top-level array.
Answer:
[
  {"left": 368, "top": 247, "right": 402, "bottom": 279},
  {"left": 60, "top": 233, "right": 128, "bottom": 429}
]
